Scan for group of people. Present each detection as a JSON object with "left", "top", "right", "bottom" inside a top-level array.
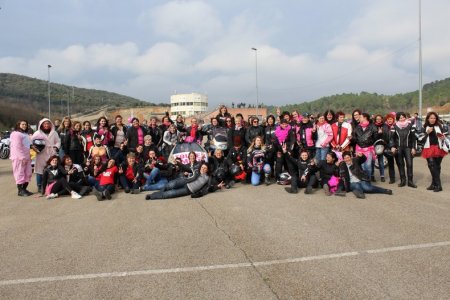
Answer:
[{"left": 9, "top": 105, "right": 448, "bottom": 201}]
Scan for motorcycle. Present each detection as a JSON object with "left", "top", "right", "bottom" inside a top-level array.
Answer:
[{"left": 0, "top": 133, "right": 11, "bottom": 159}]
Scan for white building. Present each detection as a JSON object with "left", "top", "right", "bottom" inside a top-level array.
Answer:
[{"left": 170, "top": 92, "right": 208, "bottom": 119}]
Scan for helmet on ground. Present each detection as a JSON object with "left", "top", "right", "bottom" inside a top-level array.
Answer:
[
  {"left": 278, "top": 172, "right": 291, "bottom": 185},
  {"left": 229, "top": 164, "right": 242, "bottom": 176}
]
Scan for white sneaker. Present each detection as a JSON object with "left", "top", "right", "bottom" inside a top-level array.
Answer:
[
  {"left": 46, "top": 193, "right": 58, "bottom": 199},
  {"left": 71, "top": 191, "right": 82, "bottom": 199}
]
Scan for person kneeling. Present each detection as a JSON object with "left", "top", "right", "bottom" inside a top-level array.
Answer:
[{"left": 339, "top": 151, "right": 392, "bottom": 199}]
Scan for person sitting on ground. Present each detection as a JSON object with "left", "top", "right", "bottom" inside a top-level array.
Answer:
[
  {"left": 282, "top": 145, "right": 317, "bottom": 194},
  {"left": 142, "top": 150, "right": 166, "bottom": 190},
  {"left": 61, "top": 155, "right": 90, "bottom": 196},
  {"left": 93, "top": 159, "right": 118, "bottom": 201},
  {"left": 226, "top": 136, "right": 247, "bottom": 183},
  {"left": 41, "top": 155, "right": 82, "bottom": 199},
  {"left": 338, "top": 151, "right": 393, "bottom": 199},
  {"left": 84, "top": 154, "right": 105, "bottom": 188},
  {"left": 308, "top": 151, "right": 339, "bottom": 196},
  {"left": 209, "top": 149, "right": 233, "bottom": 189},
  {"left": 118, "top": 152, "right": 143, "bottom": 194},
  {"left": 146, "top": 163, "right": 224, "bottom": 200}
]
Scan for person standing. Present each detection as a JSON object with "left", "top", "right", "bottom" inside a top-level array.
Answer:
[
  {"left": 10, "top": 120, "right": 33, "bottom": 196},
  {"left": 420, "top": 112, "right": 448, "bottom": 192},
  {"left": 31, "top": 118, "right": 61, "bottom": 194},
  {"left": 390, "top": 112, "right": 417, "bottom": 188}
]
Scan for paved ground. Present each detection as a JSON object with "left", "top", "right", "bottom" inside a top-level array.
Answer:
[{"left": 0, "top": 157, "right": 449, "bottom": 299}]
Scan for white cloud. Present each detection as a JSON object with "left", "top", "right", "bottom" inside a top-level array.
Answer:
[{"left": 141, "top": 0, "right": 222, "bottom": 41}]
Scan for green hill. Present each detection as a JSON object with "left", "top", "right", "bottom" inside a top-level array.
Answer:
[
  {"left": 270, "top": 77, "right": 450, "bottom": 116},
  {"left": 0, "top": 73, "right": 166, "bottom": 130}
]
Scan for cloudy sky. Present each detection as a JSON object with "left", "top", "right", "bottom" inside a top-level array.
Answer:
[{"left": 1, "top": 0, "right": 449, "bottom": 107}]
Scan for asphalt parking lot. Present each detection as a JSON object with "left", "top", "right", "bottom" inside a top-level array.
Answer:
[{"left": 1, "top": 157, "right": 449, "bottom": 299}]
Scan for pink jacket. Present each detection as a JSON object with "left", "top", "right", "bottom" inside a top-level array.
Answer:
[
  {"left": 10, "top": 131, "right": 31, "bottom": 161},
  {"left": 31, "top": 118, "right": 61, "bottom": 174},
  {"left": 315, "top": 122, "right": 333, "bottom": 148}
]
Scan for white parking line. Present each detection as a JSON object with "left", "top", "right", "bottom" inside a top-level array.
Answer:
[{"left": 1, "top": 240, "right": 450, "bottom": 286}]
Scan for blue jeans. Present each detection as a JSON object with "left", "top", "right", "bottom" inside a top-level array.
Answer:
[
  {"left": 361, "top": 152, "right": 373, "bottom": 179},
  {"left": 97, "top": 184, "right": 115, "bottom": 194},
  {"left": 350, "top": 181, "right": 388, "bottom": 194},
  {"left": 315, "top": 147, "right": 329, "bottom": 161},
  {"left": 142, "top": 177, "right": 168, "bottom": 191},
  {"left": 251, "top": 164, "right": 271, "bottom": 186},
  {"left": 87, "top": 176, "right": 100, "bottom": 188},
  {"left": 144, "top": 168, "right": 160, "bottom": 185},
  {"left": 371, "top": 154, "right": 385, "bottom": 178},
  {"left": 149, "top": 177, "right": 190, "bottom": 199}
]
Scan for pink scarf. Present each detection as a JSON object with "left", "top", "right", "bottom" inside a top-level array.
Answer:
[
  {"left": 275, "top": 124, "right": 291, "bottom": 143},
  {"left": 359, "top": 121, "right": 370, "bottom": 129},
  {"left": 396, "top": 120, "right": 409, "bottom": 129}
]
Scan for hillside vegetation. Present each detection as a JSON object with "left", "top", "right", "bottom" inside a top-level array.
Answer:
[
  {"left": 0, "top": 73, "right": 166, "bottom": 129},
  {"left": 270, "top": 77, "right": 450, "bottom": 115}
]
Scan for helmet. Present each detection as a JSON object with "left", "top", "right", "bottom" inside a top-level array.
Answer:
[
  {"left": 374, "top": 139, "right": 385, "bottom": 155},
  {"left": 213, "top": 168, "right": 226, "bottom": 181},
  {"left": 33, "top": 139, "right": 46, "bottom": 152},
  {"left": 278, "top": 172, "right": 291, "bottom": 185},
  {"left": 229, "top": 164, "right": 242, "bottom": 176}
]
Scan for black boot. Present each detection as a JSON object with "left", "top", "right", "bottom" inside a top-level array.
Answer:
[
  {"left": 398, "top": 178, "right": 406, "bottom": 187},
  {"left": 22, "top": 183, "right": 33, "bottom": 196},
  {"left": 426, "top": 184, "right": 435, "bottom": 190},
  {"left": 285, "top": 187, "right": 298, "bottom": 194},
  {"left": 17, "top": 184, "right": 28, "bottom": 197},
  {"left": 407, "top": 177, "right": 417, "bottom": 188},
  {"left": 389, "top": 178, "right": 395, "bottom": 184},
  {"left": 37, "top": 185, "right": 43, "bottom": 194}
]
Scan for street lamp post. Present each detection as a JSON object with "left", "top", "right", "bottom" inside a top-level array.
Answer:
[
  {"left": 251, "top": 47, "right": 259, "bottom": 119},
  {"left": 418, "top": 0, "right": 423, "bottom": 121},
  {"left": 47, "top": 65, "right": 52, "bottom": 119}
]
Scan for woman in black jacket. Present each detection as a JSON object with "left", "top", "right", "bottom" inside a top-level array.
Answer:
[
  {"left": 309, "top": 151, "right": 339, "bottom": 196},
  {"left": 67, "top": 121, "right": 84, "bottom": 165},
  {"left": 352, "top": 112, "right": 378, "bottom": 179},
  {"left": 41, "top": 155, "right": 82, "bottom": 199},
  {"left": 390, "top": 112, "right": 417, "bottom": 188},
  {"left": 126, "top": 118, "right": 148, "bottom": 153},
  {"left": 282, "top": 146, "right": 317, "bottom": 194}
]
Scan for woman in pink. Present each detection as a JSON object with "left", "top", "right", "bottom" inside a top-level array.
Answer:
[
  {"left": 10, "top": 120, "right": 33, "bottom": 196},
  {"left": 31, "top": 118, "right": 61, "bottom": 194},
  {"left": 314, "top": 114, "right": 333, "bottom": 161}
]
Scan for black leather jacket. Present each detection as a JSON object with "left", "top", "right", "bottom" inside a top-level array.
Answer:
[
  {"left": 390, "top": 123, "right": 416, "bottom": 149},
  {"left": 339, "top": 155, "right": 370, "bottom": 191},
  {"left": 245, "top": 125, "right": 265, "bottom": 145},
  {"left": 352, "top": 123, "right": 378, "bottom": 148}
]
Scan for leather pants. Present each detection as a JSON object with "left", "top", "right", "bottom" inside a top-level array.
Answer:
[
  {"left": 394, "top": 147, "right": 414, "bottom": 181},
  {"left": 426, "top": 157, "right": 443, "bottom": 188}
]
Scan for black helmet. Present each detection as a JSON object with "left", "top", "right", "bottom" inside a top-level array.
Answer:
[
  {"left": 229, "top": 164, "right": 242, "bottom": 176},
  {"left": 33, "top": 139, "right": 46, "bottom": 152},
  {"left": 213, "top": 168, "right": 227, "bottom": 181}
]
